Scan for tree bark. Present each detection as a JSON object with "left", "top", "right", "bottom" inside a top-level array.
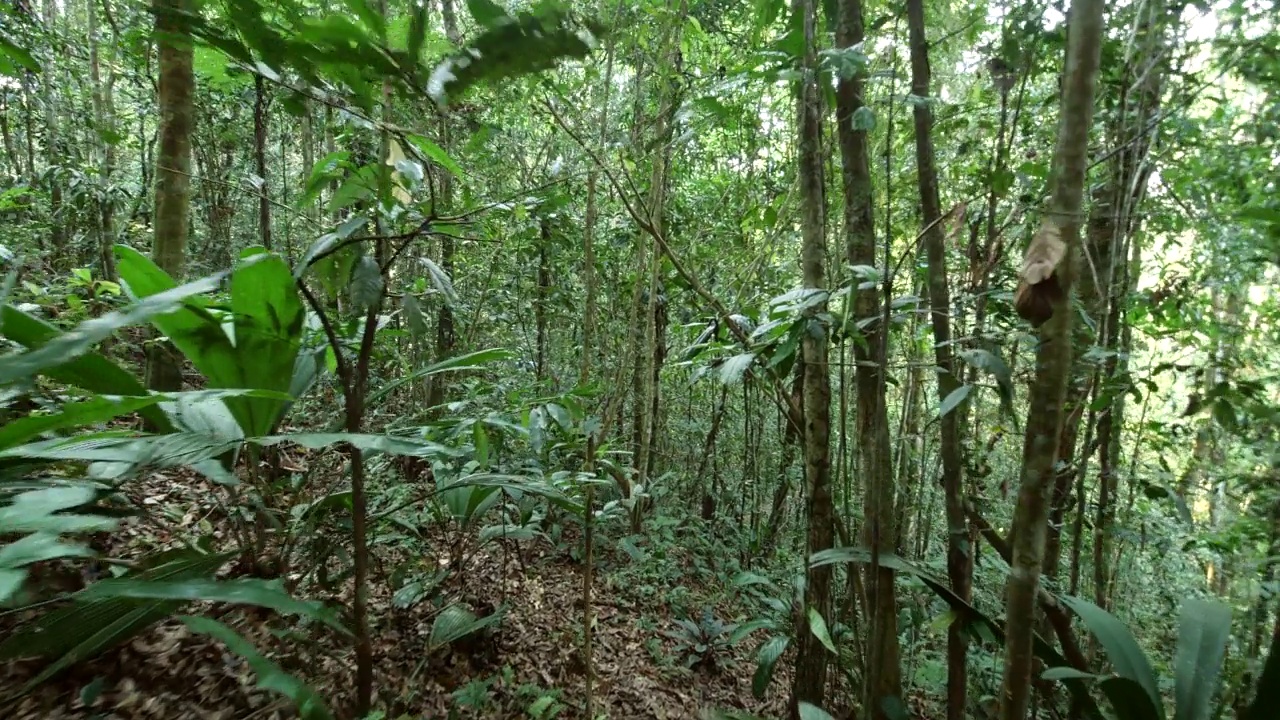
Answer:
[
  {"left": 789, "top": 0, "right": 833, "bottom": 709},
  {"left": 253, "top": 74, "right": 272, "bottom": 249},
  {"left": 146, "top": 0, "right": 195, "bottom": 392},
  {"left": 42, "top": 0, "right": 65, "bottom": 264},
  {"left": 428, "top": 0, "right": 462, "bottom": 410},
  {"left": 999, "top": 0, "right": 1105, "bottom": 716},
  {"left": 835, "top": 0, "right": 900, "bottom": 713},
  {"left": 905, "top": 1, "right": 970, "bottom": 717}
]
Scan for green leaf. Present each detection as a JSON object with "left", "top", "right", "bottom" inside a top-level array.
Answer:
[
  {"left": 728, "top": 619, "right": 778, "bottom": 645},
  {"left": 80, "top": 579, "right": 349, "bottom": 635},
  {"left": 1099, "top": 677, "right": 1163, "bottom": 720},
  {"left": 407, "top": 134, "right": 465, "bottom": 178},
  {"left": 402, "top": 293, "right": 429, "bottom": 338},
  {"left": 426, "top": 3, "right": 601, "bottom": 106},
  {"left": 366, "top": 348, "right": 512, "bottom": 407},
  {"left": 407, "top": 3, "right": 428, "bottom": 59},
  {"left": 428, "top": 603, "right": 505, "bottom": 650},
  {"left": 851, "top": 106, "right": 875, "bottom": 131},
  {"left": 421, "top": 257, "right": 458, "bottom": 305},
  {"left": 1043, "top": 667, "right": 1106, "bottom": 682},
  {"left": 1173, "top": 599, "right": 1231, "bottom": 720},
  {"left": 0, "top": 550, "right": 232, "bottom": 691},
  {"left": 938, "top": 384, "right": 972, "bottom": 418},
  {"left": 444, "top": 472, "right": 584, "bottom": 515},
  {"left": 0, "top": 487, "right": 118, "bottom": 534},
  {"left": 180, "top": 616, "right": 333, "bottom": 720},
  {"left": 719, "top": 353, "right": 756, "bottom": 385},
  {"left": 0, "top": 306, "right": 172, "bottom": 432},
  {"left": 813, "top": 546, "right": 1108, "bottom": 720},
  {"left": 807, "top": 607, "right": 837, "bottom": 654},
  {"left": 798, "top": 703, "right": 835, "bottom": 720},
  {"left": 296, "top": 214, "right": 368, "bottom": 276},
  {"left": 0, "top": 532, "right": 95, "bottom": 568},
  {"left": 1061, "top": 595, "right": 1164, "bottom": 720},
  {"left": 349, "top": 256, "right": 384, "bottom": 312},
  {"left": 465, "top": 0, "right": 509, "bottom": 28},
  {"left": 224, "top": 251, "right": 306, "bottom": 435},
  {"left": 752, "top": 635, "right": 789, "bottom": 698}
]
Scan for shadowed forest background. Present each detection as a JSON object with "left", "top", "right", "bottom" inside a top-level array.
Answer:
[{"left": 0, "top": 0, "right": 1278, "bottom": 718}]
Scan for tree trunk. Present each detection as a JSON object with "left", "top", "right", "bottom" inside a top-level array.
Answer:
[
  {"left": 254, "top": 74, "right": 272, "bottom": 249},
  {"left": 835, "top": 0, "right": 900, "bottom": 713},
  {"left": 88, "top": 0, "right": 118, "bottom": 280},
  {"left": 999, "top": 0, "right": 1105, "bottom": 717},
  {"left": 42, "top": 0, "right": 65, "bottom": 264},
  {"left": 536, "top": 217, "right": 551, "bottom": 381},
  {"left": 146, "top": 0, "right": 195, "bottom": 392},
  {"left": 429, "top": 0, "right": 462, "bottom": 410},
  {"left": 905, "top": 1, "right": 970, "bottom": 716},
  {"left": 789, "top": 0, "right": 833, "bottom": 709}
]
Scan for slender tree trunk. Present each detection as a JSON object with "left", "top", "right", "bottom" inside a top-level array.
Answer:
[
  {"left": 429, "top": 0, "right": 462, "bottom": 409},
  {"left": 88, "top": 0, "right": 118, "bottom": 280},
  {"left": 42, "top": 0, "right": 65, "bottom": 264},
  {"left": 1, "top": 93, "right": 19, "bottom": 178},
  {"left": 535, "top": 217, "right": 551, "bottom": 381},
  {"left": 789, "top": 0, "right": 833, "bottom": 708},
  {"left": 146, "top": 0, "right": 195, "bottom": 392},
  {"left": 254, "top": 74, "right": 272, "bottom": 249},
  {"left": 633, "top": 0, "right": 685, "bottom": 528},
  {"left": 999, "top": 0, "right": 1104, "bottom": 716},
  {"left": 905, "top": 1, "right": 969, "bottom": 716},
  {"left": 835, "top": 0, "right": 899, "bottom": 713},
  {"left": 22, "top": 76, "right": 38, "bottom": 182}
]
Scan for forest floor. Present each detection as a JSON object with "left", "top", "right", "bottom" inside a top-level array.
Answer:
[{"left": 2, "top": 459, "right": 797, "bottom": 720}]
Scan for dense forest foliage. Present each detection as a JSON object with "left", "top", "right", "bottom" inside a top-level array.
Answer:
[{"left": 1, "top": 0, "right": 1278, "bottom": 717}]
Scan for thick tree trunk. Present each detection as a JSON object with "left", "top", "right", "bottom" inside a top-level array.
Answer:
[
  {"left": 905, "top": 1, "right": 970, "bottom": 716},
  {"left": 146, "top": 0, "right": 195, "bottom": 392},
  {"left": 999, "top": 0, "right": 1104, "bottom": 717},
  {"left": 788, "top": 0, "right": 833, "bottom": 709}
]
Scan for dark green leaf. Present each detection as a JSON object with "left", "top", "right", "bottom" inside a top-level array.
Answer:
[
  {"left": 752, "top": 635, "right": 788, "bottom": 698},
  {"left": 1173, "top": 599, "right": 1232, "bottom": 720},
  {"left": 938, "top": 384, "right": 972, "bottom": 418},
  {"left": 1061, "top": 595, "right": 1164, "bottom": 720},
  {"left": 180, "top": 616, "right": 333, "bottom": 720},
  {"left": 429, "top": 603, "right": 505, "bottom": 650},
  {"left": 0, "top": 307, "right": 172, "bottom": 432},
  {"left": 81, "top": 579, "right": 349, "bottom": 635},
  {"left": 349, "top": 256, "right": 384, "bottom": 312}
]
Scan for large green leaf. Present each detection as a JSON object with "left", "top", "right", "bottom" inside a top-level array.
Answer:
[
  {"left": 226, "top": 248, "right": 306, "bottom": 435},
  {"left": 117, "top": 246, "right": 304, "bottom": 436},
  {"left": 0, "top": 306, "right": 172, "bottom": 432},
  {"left": 0, "top": 549, "right": 233, "bottom": 693},
  {"left": 428, "top": 603, "right": 506, "bottom": 650},
  {"left": 426, "top": 1, "right": 602, "bottom": 106},
  {"left": 0, "top": 486, "right": 119, "bottom": 534},
  {"left": 443, "top": 473, "right": 586, "bottom": 515},
  {"left": 0, "top": 389, "right": 292, "bottom": 453},
  {"left": 80, "top": 578, "right": 349, "bottom": 635},
  {"left": 751, "top": 634, "right": 789, "bottom": 698},
  {"left": 1173, "top": 598, "right": 1232, "bottom": 720},
  {"left": 180, "top": 616, "right": 332, "bottom": 720},
  {"left": 1061, "top": 595, "right": 1164, "bottom": 720},
  {"left": 0, "top": 270, "right": 229, "bottom": 385},
  {"left": 812, "top": 546, "right": 1107, "bottom": 720}
]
